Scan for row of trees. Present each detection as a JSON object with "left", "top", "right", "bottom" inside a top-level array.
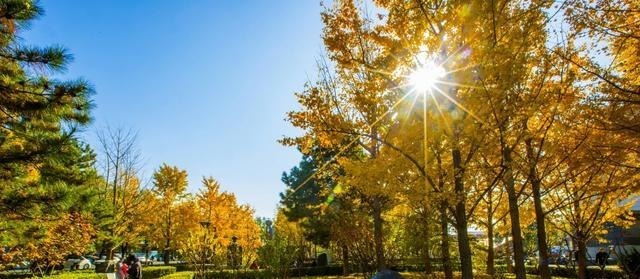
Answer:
[
  {"left": 98, "top": 138, "right": 262, "bottom": 269},
  {"left": 0, "top": 1, "right": 262, "bottom": 273},
  {"left": 280, "top": 1, "right": 639, "bottom": 279}
]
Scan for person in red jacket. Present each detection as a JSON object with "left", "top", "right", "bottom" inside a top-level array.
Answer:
[{"left": 116, "top": 260, "right": 129, "bottom": 279}]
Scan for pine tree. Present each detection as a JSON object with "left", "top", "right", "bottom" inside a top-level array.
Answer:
[{"left": 0, "top": 0, "right": 97, "bottom": 268}]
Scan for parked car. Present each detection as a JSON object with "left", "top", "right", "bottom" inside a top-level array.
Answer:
[
  {"left": 63, "top": 256, "right": 94, "bottom": 270},
  {"left": 95, "top": 255, "right": 120, "bottom": 264},
  {"left": 12, "top": 261, "right": 30, "bottom": 270},
  {"left": 136, "top": 254, "right": 146, "bottom": 263}
]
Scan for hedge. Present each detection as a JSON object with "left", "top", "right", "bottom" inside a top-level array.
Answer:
[
  {"left": 0, "top": 271, "right": 106, "bottom": 279},
  {"left": 170, "top": 264, "right": 190, "bottom": 272},
  {"left": 44, "top": 274, "right": 106, "bottom": 279},
  {"left": 526, "top": 265, "right": 625, "bottom": 279},
  {"left": 493, "top": 265, "right": 625, "bottom": 279},
  {"left": 93, "top": 262, "right": 115, "bottom": 273},
  {"left": 403, "top": 272, "right": 494, "bottom": 279},
  {"left": 288, "top": 265, "right": 343, "bottom": 276},
  {"left": 143, "top": 266, "right": 177, "bottom": 279},
  {"left": 199, "top": 270, "right": 266, "bottom": 279},
  {"left": 189, "top": 266, "right": 343, "bottom": 279},
  {"left": 158, "top": 272, "right": 193, "bottom": 279},
  {"left": 0, "top": 272, "right": 33, "bottom": 279}
]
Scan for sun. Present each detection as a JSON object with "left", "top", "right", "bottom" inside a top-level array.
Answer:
[{"left": 408, "top": 60, "right": 446, "bottom": 93}]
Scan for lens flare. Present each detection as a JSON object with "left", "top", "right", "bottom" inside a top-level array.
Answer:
[{"left": 408, "top": 60, "right": 446, "bottom": 93}]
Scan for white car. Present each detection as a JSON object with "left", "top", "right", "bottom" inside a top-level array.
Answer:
[{"left": 63, "top": 256, "right": 94, "bottom": 270}]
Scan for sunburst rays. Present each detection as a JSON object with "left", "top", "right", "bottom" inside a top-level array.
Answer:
[{"left": 283, "top": 46, "right": 485, "bottom": 202}]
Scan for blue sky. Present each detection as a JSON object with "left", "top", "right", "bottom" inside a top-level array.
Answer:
[{"left": 23, "top": 1, "right": 324, "bottom": 218}]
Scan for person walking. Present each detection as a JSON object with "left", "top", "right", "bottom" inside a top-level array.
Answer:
[
  {"left": 116, "top": 260, "right": 129, "bottom": 279},
  {"left": 127, "top": 255, "right": 142, "bottom": 279}
]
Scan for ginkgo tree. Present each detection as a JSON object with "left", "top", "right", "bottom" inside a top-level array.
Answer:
[
  {"left": 283, "top": 0, "right": 408, "bottom": 268},
  {"left": 176, "top": 176, "right": 261, "bottom": 272},
  {"left": 151, "top": 163, "right": 189, "bottom": 265},
  {"left": 284, "top": 1, "right": 639, "bottom": 279}
]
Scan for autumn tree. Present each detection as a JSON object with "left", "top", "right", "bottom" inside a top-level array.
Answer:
[
  {"left": 24, "top": 213, "right": 95, "bottom": 275},
  {"left": 95, "top": 126, "right": 151, "bottom": 260},
  {"left": 562, "top": 0, "right": 639, "bottom": 139},
  {"left": 195, "top": 177, "right": 261, "bottom": 267},
  {"left": 152, "top": 163, "right": 188, "bottom": 265},
  {"left": 257, "top": 209, "right": 307, "bottom": 278},
  {"left": 284, "top": 1, "right": 638, "bottom": 279},
  {"left": 542, "top": 113, "right": 640, "bottom": 278}
]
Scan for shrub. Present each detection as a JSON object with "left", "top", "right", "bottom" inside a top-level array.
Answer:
[
  {"left": 401, "top": 271, "right": 493, "bottom": 279},
  {"left": 143, "top": 266, "right": 176, "bottom": 279},
  {"left": 618, "top": 247, "right": 640, "bottom": 278},
  {"left": 196, "top": 266, "right": 343, "bottom": 279},
  {"left": 584, "top": 266, "right": 625, "bottom": 279},
  {"left": 389, "top": 265, "right": 427, "bottom": 272},
  {"left": 158, "top": 272, "right": 193, "bottom": 279},
  {"left": 317, "top": 253, "right": 328, "bottom": 267},
  {"left": 0, "top": 271, "right": 106, "bottom": 279},
  {"left": 288, "top": 265, "right": 343, "bottom": 277},
  {"left": 45, "top": 273, "right": 107, "bottom": 279},
  {"left": 170, "top": 264, "right": 191, "bottom": 272},
  {"left": 493, "top": 264, "right": 509, "bottom": 274},
  {"left": 497, "top": 264, "right": 625, "bottom": 279},
  {"left": 0, "top": 272, "right": 33, "bottom": 279},
  {"left": 202, "top": 270, "right": 266, "bottom": 279},
  {"left": 93, "top": 262, "right": 115, "bottom": 273}
]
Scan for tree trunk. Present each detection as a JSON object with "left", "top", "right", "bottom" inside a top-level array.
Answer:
[
  {"left": 452, "top": 148, "right": 473, "bottom": 279},
  {"left": 487, "top": 217, "right": 495, "bottom": 276},
  {"left": 454, "top": 220, "right": 474, "bottom": 279},
  {"left": 506, "top": 236, "right": 514, "bottom": 273},
  {"left": 99, "top": 240, "right": 107, "bottom": 260},
  {"left": 342, "top": 244, "right": 350, "bottom": 275},
  {"left": 576, "top": 235, "right": 588, "bottom": 279},
  {"left": 120, "top": 242, "right": 128, "bottom": 259},
  {"left": 424, "top": 215, "right": 433, "bottom": 274},
  {"left": 164, "top": 238, "right": 171, "bottom": 265},
  {"left": 372, "top": 198, "right": 386, "bottom": 271},
  {"left": 106, "top": 242, "right": 115, "bottom": 261},
  {"left": 525, "top": 138, "right": 551, "bottom": 279},
  {"left": 165, "top": 204, "right": 172, "bottom": 265},
  {"left": 440, "top": 202, "right": 453, "bottom": 279},
  {"left": 503, "top": 146, "right": 527, "bottom": 279},
  {"left": 532, "top": 180, "right": 551, "bottom": 279}
]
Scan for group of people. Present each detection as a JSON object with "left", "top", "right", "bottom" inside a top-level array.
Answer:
[{"left": 116, "top": 254, "right": 142, "bottom": 279}]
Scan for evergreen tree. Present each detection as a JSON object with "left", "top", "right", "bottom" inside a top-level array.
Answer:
[
  {"left": 280, "top": 153, "right": 331, "bottom": 247},
  {"left": 0, "top": 0, "right": 98, "bottom": 268}
]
